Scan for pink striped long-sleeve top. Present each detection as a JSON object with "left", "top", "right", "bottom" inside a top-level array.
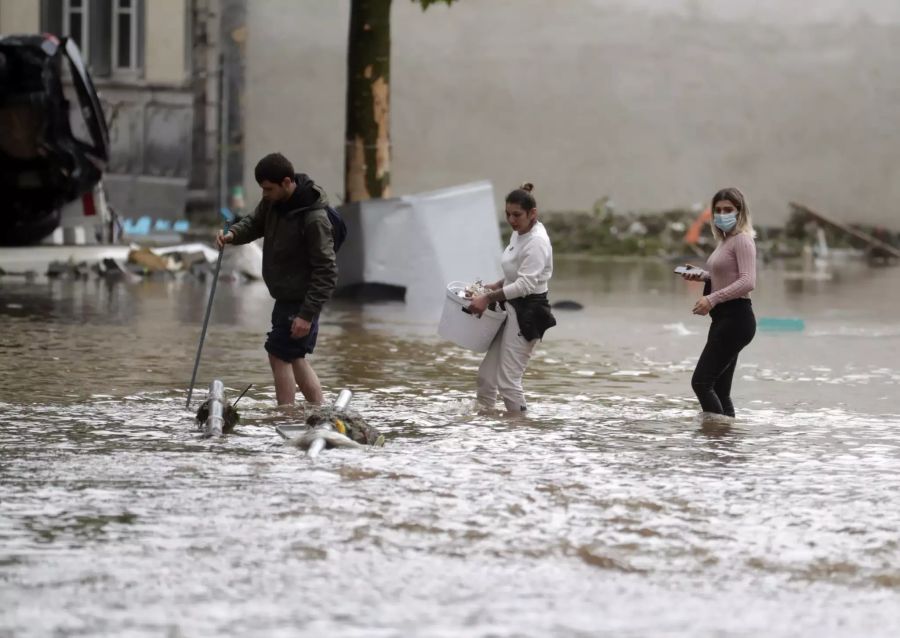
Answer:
[{"left": 704, "top": 233, "right": 756, "bottom": 307}]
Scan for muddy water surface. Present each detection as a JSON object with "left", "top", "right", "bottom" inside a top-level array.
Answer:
[{"left": 2, "top": 257, "right": 899, "bottom": 637}]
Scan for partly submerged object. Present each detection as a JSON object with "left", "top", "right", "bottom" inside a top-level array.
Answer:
[
  {"left": 551, "top": 300, "right": 584, "bottom": 311},
  {"left": 757, "top": 317, "right": 805, "bottom": 332},
  {"left": 276, "top": 390, "right": 385, "bottom": 458},
  {"left": 789, "top": 202, "right": 900, "bottom": 262},
  {"left": 194, "top": 380, "right": 240, "bottom": 437},
  {"left": 283, "top": 426, "right": 367, "bottom": 455}
]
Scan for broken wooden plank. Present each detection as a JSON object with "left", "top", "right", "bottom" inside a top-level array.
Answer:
[{"left": 788, "top": 201, "right": 900, "bottom": 259}]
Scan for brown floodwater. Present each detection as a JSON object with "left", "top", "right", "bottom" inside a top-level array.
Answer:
[{"left": 1, "top": 256, "right": 899, "bottom": 637}]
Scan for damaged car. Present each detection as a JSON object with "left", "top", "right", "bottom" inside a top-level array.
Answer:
[{"left": 0, "top": 33, "right": 109, "bottom": 245}]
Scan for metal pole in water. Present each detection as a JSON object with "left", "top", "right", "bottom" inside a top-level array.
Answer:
[
  {"left": 185, "top": 240, "right": 226, "bottom": 410},
  {"left": 334, "top": 389, "right": 353, "bottom": 412},
  {"left": 307, "top": 438, "right": 327, "bottom": 458},
  {"left": 203, "top": 379, "right": 225, "bottom": 438}
]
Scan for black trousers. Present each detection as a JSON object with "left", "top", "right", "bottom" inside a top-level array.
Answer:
[{"left": 691, "top": 298, "right": 756, "bottom": 417}]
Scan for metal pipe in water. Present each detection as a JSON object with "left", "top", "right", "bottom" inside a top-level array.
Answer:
[
  {"left": 308, "top": 389, "right": 354, "bottom": 458},
  {"left": 307, "top": 437, "right": 327, "bottom": 458},
  {"left": 334, "top": 389, "right": 352, "bottom": 411},
  {"left": 203, "top": 379, "right": 225, "bottom": 438}
]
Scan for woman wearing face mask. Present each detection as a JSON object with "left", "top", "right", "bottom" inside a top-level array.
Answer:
[
  {"left": 680, "top": 187, "right": 757, "bottom": 418},
  {"left": 467, "top": 182, "right": 556, "bottom": 413}
]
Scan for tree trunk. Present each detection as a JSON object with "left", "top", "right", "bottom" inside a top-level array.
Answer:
[{"left": 345, "top": 0, "right": 392, "bottom": 203}]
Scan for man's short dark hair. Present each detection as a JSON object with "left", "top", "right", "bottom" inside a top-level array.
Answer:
[{"left": 255, "top": 153, "right": 295, "bottom": 184}]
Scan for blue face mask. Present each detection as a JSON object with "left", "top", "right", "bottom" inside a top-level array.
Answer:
[{"left": 714, "top": 212, "right": 738, "bottom": 232}]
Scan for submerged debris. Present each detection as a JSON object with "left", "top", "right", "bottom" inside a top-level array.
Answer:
[
  {"left": 535, "top": 197, "right": 899, "bottom": 264},
  {"left": 47, "top": 259, "right": 91, "bottom": 279},
  {"left": 286, "top": 428, "right": 367, "bottom": 453},
  {"left": 20, "top": 242, "right": 263, "bottom": 282},
  {"left": 281, "top": 405, "right": 386, "bottom": 457},
  {"left": 301, "top": 406, "right": 384, "bottom": 447},
  {"left": 551, "top": 300, "right": 584, "bottom": 311},
  {"left": 0, "top": 266, "right": 38, "bottom": 281},
  {"left": 127, "top": 246, "right": 172, "bottom": 273},
  {"left": 194, "top": 400, "right": 240, "bottom": 434}
]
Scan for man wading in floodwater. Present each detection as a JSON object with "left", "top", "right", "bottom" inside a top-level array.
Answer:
[{"left": 216, "top": 153, "right": 337, "bottom": 406}]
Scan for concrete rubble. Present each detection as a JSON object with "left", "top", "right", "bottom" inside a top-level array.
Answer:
[{"left": 0, "top": 242, "right": 264, "bottom": 282}]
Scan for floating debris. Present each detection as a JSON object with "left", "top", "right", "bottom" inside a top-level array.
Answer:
[
  {"left": 46, "top": 259, "right": 91, "bottom": 279},
  {"left": 277, "top": 390, "right": 385, "bottom": 458},
  {"left": 194, "top": 380, "right": 241, "bottom": 437}
]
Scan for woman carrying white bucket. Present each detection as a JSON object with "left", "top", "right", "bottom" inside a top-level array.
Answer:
[{"left": 467, "top": 183, "right": 556, "bottom": 412}]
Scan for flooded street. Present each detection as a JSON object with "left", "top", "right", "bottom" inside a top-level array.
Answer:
[{"left": 2, "top": 257, "right": 899, "bottom": 637}]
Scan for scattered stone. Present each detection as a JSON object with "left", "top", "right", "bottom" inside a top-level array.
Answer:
[
  {"left": 46, "top": 259, "right": 90, "bottom": 279},
  {"left": 0, "top": 267, "right": 38, "bottom": 280},
  {"left": 127, "top": 246, "right": 171, "bottom": 273}
]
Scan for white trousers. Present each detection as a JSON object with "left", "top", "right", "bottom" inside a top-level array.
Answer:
[{"left": 476, "top": 304, "right": 537, "bottom": 412}]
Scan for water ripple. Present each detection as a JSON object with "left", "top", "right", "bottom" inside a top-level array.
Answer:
[{"left": 3, "top": 269, "right": 900, "bottom": 636}]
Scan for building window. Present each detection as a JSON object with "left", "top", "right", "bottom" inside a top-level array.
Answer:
[
  {"left": 113, "top": 0, "right": 138, "bottom": 72},
  {"left": 62, "top": 0, "right": 89, "bottom": 62},
  {"left": 42, "top": 0, "right": 144, "bottom": 79}
]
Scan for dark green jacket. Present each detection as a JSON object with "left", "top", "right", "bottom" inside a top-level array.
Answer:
[{"left": 229, "top": 179, "right": 337, "bottom": 321}]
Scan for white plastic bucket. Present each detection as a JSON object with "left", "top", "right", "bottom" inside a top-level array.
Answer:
[{"left": 437, "top": 281, "right": 507, "bottom": 353}]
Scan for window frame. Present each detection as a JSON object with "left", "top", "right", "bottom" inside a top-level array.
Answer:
[
  {"left": 61, "top": 0, "right": 90, "bottom": 64},
  {"left": 111, "top": 0, "right": 140, "bottom": 76}
]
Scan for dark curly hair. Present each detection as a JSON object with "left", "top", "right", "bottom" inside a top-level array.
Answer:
[{"left": 254, "top": 153, "right": 295, "bottom": 184}]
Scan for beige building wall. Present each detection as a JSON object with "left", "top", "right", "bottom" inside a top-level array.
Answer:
[
  {"left": 245, "top": 0, "right": 900, "bottom": 225},
  {"left": 144, "top": 0, "right": 188, "bottom": 85},
  {"left": 0, "top": 0, "right": 40, "bottom": 33},
  {"left": 1, "top": 0, "right": 188, "bottom": 86}
]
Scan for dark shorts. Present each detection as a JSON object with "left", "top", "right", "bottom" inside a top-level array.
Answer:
[{"left": 265, "top": 300, "right": 319, "bottom": 363}]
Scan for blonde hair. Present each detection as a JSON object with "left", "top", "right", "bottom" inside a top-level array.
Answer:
[{"left": 710, "top": 187, "right": 755, "bottom": 241}]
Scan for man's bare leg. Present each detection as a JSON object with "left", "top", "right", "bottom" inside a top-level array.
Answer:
[
  {"left": 292, "top": 357, "right": 323, "bottom": 403},
  {"left": 269, "top": 353, "right": 297, "bottom": 406}
]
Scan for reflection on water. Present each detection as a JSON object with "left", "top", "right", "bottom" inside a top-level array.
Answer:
[{"left": 2, "top": 257, "right": 900, "bottom": 637}]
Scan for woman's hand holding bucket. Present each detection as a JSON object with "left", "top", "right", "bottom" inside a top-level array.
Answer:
[{"left": 467, "top": 294, "right": 490, "bottom": 317}]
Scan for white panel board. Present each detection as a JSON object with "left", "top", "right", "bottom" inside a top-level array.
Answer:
[{"left": 337, "top": 180, "right": 503, "bottom": 306}]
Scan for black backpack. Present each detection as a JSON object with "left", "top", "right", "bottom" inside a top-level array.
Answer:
[{"left": 324, "top": 204, "right": 348, "bottom": 253}]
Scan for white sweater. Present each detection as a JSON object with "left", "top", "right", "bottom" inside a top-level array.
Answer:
[{"left": 501, "top": 221, "right": 553, "bottom": 300}]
